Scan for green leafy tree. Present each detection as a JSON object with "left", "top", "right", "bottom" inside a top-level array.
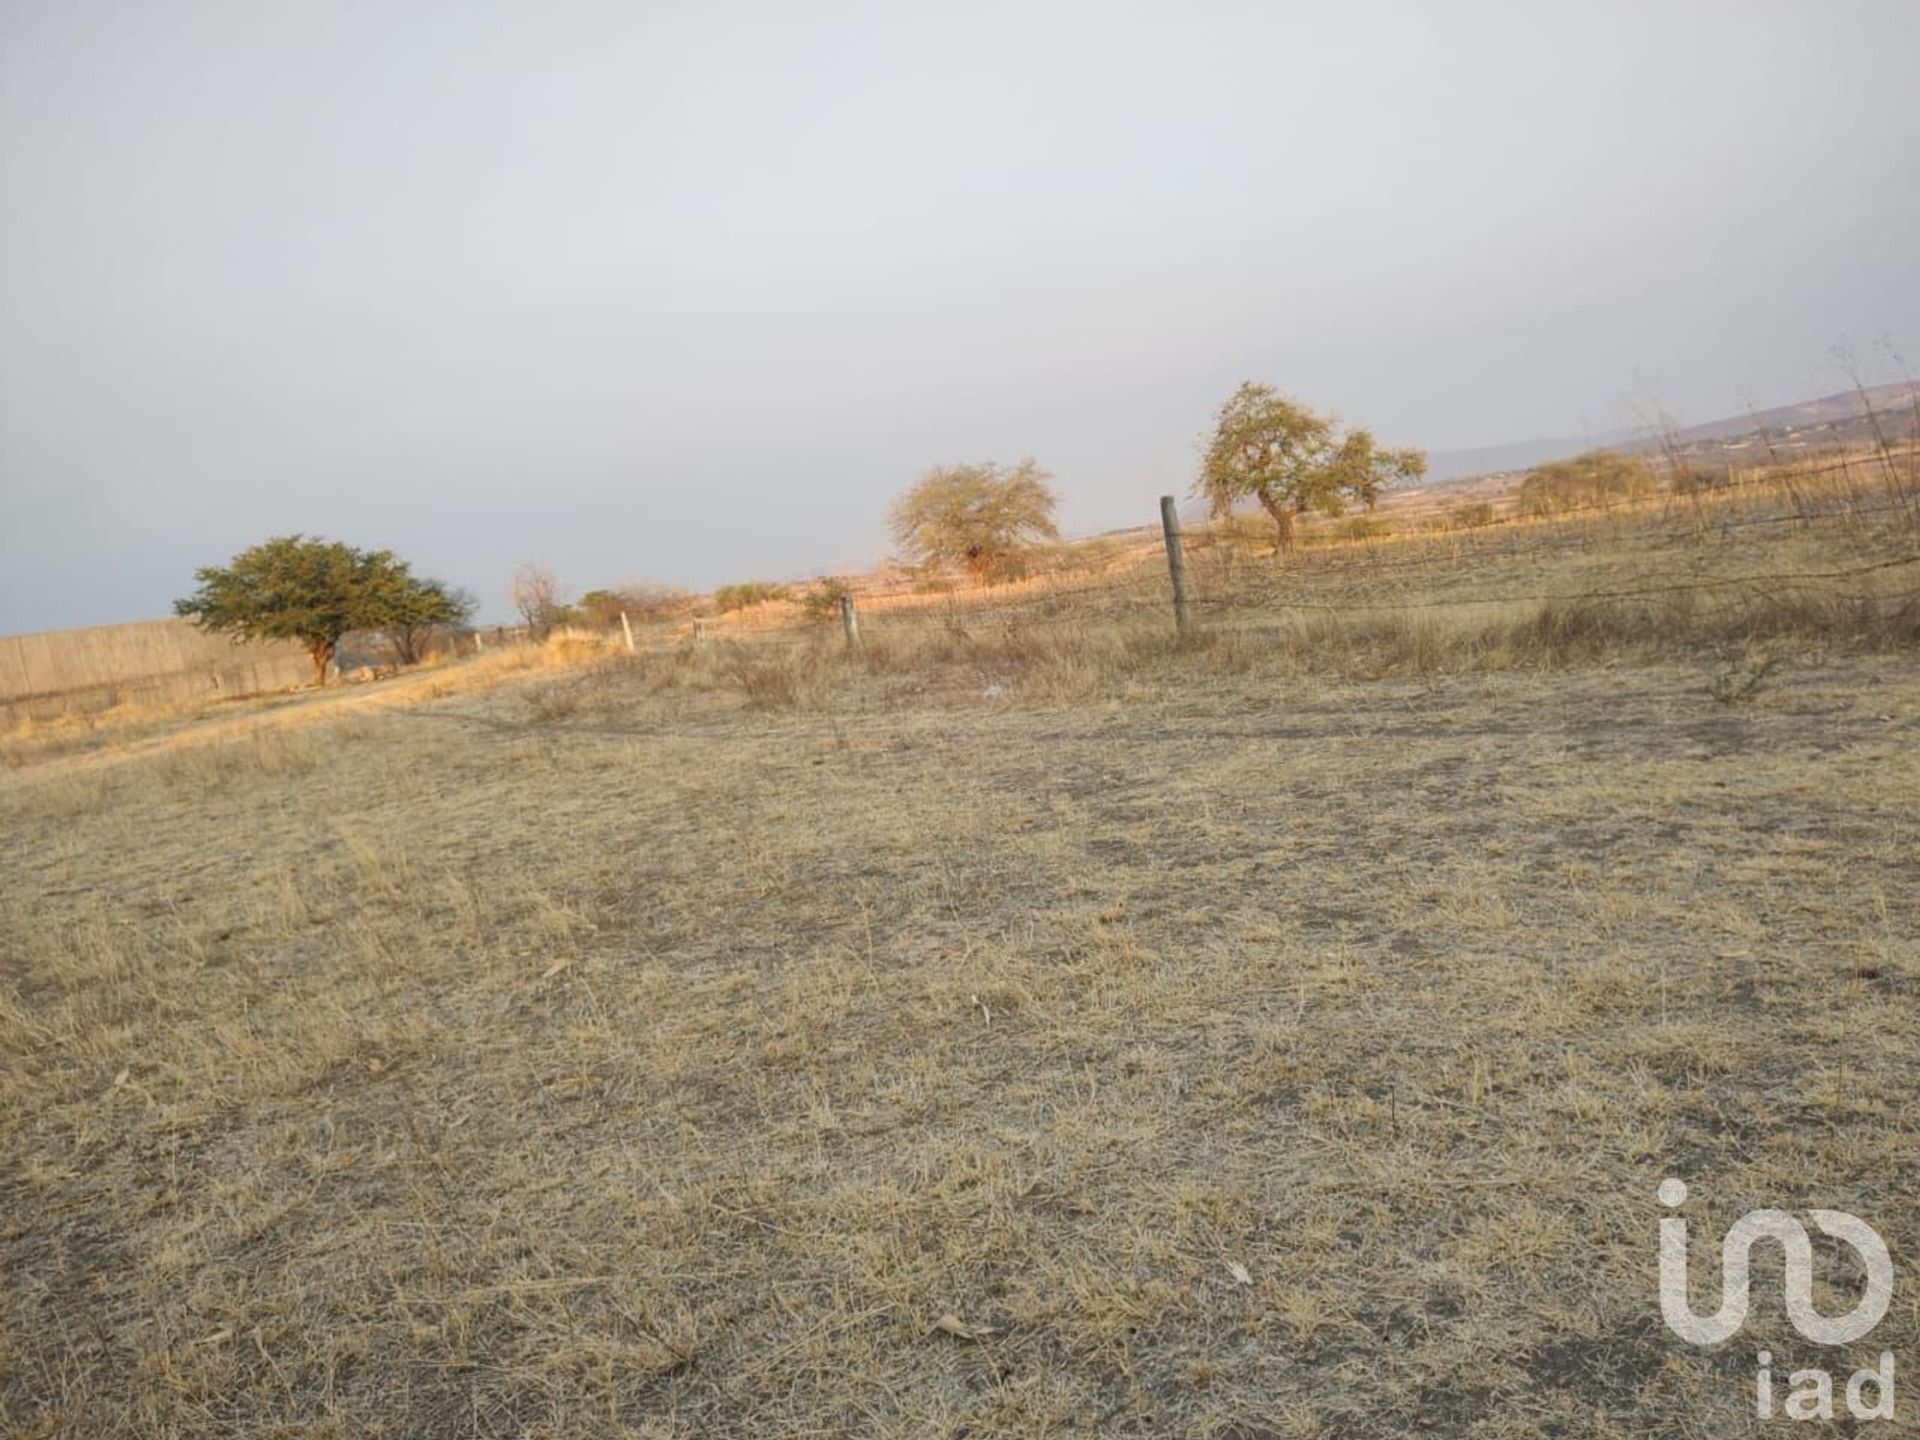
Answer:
[
  {"left": 1196, "top": 383, "right": 1426, "bottom": 550},
  {"left": 174, "top": 535, "right": 432, "bottom": 685},
  {"left": 890, "top": 460, "right": 1060, "bottom": 586},
  {"left": 386, "top": 579, "right": 475, "bottom": 666}
]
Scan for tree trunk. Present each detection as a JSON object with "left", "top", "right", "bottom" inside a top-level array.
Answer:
[
  {"left": 306, "top": 637, "right": 335, "bottom": 686},
  {"left": 1257, "top": 492, "right": 1298, "bottom": 552}
]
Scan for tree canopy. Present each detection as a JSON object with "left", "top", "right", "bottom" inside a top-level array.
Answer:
[
  {"left": 579, "top": 584, "right": 692, "bottom": 627},
  {"left": 1196, "top": 383, "right": 1426, "bottom": 549},
  {"left": 511, "top": 565, "right": 572, "bottom": 639},
  {"left": 709, "top": 581, "right": 788, "bottom": 615},
  {"left": 890, "top": 460, "right": 1061, "bottom": 585},
  {"left": 386, "top": 579, "right": 475, "bottom": 666},
  {"left": 174, "top": 535, "right": 459, "bottom": 684},
  {"left": 1516, "top": 451, "right": 1654, "bottom": 517}
]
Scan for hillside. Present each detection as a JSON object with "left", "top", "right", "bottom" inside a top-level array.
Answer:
[{"left": 1425, "top": 381, "right": 1916, "bottom": 483}]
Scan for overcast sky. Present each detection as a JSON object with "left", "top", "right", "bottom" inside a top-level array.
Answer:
[{"left": 3, "top": 1, "right": 1916, "bottom": 630}]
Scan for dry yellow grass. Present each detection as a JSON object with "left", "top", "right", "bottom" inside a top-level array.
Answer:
[
  {"left": 2, "top": 482, "right": 1917, "bottom": 1437},
  {"left": 0, "top": 635, "right": 625, "bottom": 775}
]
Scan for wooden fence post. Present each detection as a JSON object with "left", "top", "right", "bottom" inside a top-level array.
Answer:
[
  {"left": 619, "top": 611, "right": 636, "bottom": 654},
  {"left": 692, "top": 616, "right": 707, "bottom": 646},
  {"left": 1159, "top": 495, "right": 1193, "bottom": 635},
  {"left": 839, "top": 592, "right": 861, "bottom": 648}
]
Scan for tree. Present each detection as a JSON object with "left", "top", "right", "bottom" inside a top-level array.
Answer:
[
  {"left": 889, "top": 459, "right": 1060, "bottom": 585},
  {"left": 798, "top": 576, "right": 852, "bottom": 624},
  {"left": 511, "top": 565, "right": 571, "bottom": 639},
  {"left": 577, "top": 589, "right": 623, "bottom": 628},
  {"left": 1196, "top": 383, "right": 1426, "bottom": 550},
  {"left": 579, "top": 584, "right": 693, "bottom": 628},
  {"left": 174, "top": 535, "right": 430, "bottom": 685},
  {"left": 1517, "top": 451, "right": 1654, "bottom": 516},
  {"left": 386, "top": 579, "right": 476, "bottom": 666}
]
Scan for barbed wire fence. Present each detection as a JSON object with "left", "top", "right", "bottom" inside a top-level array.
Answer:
[{"left": 581, "top": 444, "right": 1920, "bottom": 664}]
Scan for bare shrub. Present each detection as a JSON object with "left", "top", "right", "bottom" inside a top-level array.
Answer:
[
  {"left": 1447, "top": 502, "right": 1497, "bottom": 529},
  {"left": 1326, "top": 516, "right": 1392, "bottom": 542},
  {"left": 521, "top": 682, "right": 586, "bottom": 722},
  {"left": 1710, "top": 650, "right": 1781, "bottom": 705},
  {"left": 718, "top": 645, "right": 825, "bottom": 709},
  {"left": 712, "top": 581, "right": 789, "bottom": 613},
  {"left": 512, "top": 565, "right": 571, "bottom": 639},
  {"left": 540, "top": 630, "right": 618, "bottom": 668}
]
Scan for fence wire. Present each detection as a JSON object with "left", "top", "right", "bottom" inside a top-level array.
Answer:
[{"left": 604, "top": 454, "right": 1920, "bottom": 659}]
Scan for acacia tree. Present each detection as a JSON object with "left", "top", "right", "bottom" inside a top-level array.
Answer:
[
  {"left": 174, "top": 535, "right": 436, "bottom": 685},
  {"left": 890, "top": 459, "right": 1060, "bottom": 585},
  {"left": 1516, "top": 451, "right": 1654, "bottom": 516},
  {"left": 386, "top": 579, "right": 476, "bottom": 666},
  {"left": 1197, "top": 383, "right": 1426, "bottom": 550}
]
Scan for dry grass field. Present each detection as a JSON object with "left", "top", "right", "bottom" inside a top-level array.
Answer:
[{"left": 4, "top": 474, "right": 1919, "bottom": 1437}]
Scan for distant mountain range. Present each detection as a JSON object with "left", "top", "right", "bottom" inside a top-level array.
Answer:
[{"left": 1423, "top": 382, "right": 1918, "bottom": 484}]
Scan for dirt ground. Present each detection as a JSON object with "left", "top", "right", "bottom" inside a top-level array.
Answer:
[{"left": 3, "top": 632, "right": 1916, "bottom": 1437}]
